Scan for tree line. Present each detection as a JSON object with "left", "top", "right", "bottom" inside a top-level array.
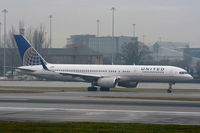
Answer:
[
  {"left": 0, "top": 22, "right": 50, "bottom": 76},
  {"left": 1, "top": 22, "right": 50, "bottom": 50}
]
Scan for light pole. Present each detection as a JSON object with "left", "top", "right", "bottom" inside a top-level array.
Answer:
[
  {"left": 96, "top": 19, "right": 100, "bottom": 37},
  {"left": 142, "top": 35, "right": 145, "bottom": 44},
  {"left": 2, "top": 9, "right": 8, "bottom": 77},
  {"left": 159, "top": 37, "right": 162, "bottom": 42},
  {"left": 49, "top": 15, "right": 53, "bottom": 48},
  {"left": 96, "top": 19, "right": 100, "bottom": 53},
  {"left": 132, "top": 24, "right": 136, "bottom": 37},
  {"left": 111, "top": 7, "right": 116, "bottom": 65},
  {"left": 0, "top": 22, "right": 2, "bottom": 48},
  {"left": 111, "top": 7, "right": 116, "bottom": 37}
]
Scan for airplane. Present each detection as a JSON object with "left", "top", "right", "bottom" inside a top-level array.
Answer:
[{"left": 13, "top": 34, "right": 193, "bottom": 93}]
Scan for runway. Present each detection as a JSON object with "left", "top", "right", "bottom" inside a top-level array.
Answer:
[
  {"left": 1, "top": 97, "right": 200, "bottom": 107},
  {"left": 1, "top": 106, "right": 200, "bottom": 124},
  {"left": 0, "top": 81, "right": 200, "bottom": 124},
  {"left": 0, "top": 80, "right": 199, "bottom": 89},
  {"left": 0, "top": 91, "right": 200, "bottom": 124}
]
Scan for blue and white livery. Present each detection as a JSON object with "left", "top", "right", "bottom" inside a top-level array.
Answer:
[
  {"left": 14, "top": 35, "right": 46, "bottom": 66},
  {"left": 14, "top": 34, "right": 193, "bottom": 93}
]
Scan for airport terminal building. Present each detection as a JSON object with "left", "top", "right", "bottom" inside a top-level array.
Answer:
[
  {"left": 151, "top": 41, "right": 200, "bottom": 65},
  {"left": 67, "top": 34, "right": 138, "bottom": 64}
]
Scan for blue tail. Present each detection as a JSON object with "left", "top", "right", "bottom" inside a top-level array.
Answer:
[{"left": 14, "top": 34, "right": 47, "bottom": 66}]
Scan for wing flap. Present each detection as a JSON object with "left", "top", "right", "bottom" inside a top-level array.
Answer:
[{"left": 58, "top": 71, "right": 102, "bottom": 79}]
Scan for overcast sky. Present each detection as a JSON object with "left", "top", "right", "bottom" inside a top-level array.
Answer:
[{"left": 0, "top": 0, "right": 200, "bottom": 47}]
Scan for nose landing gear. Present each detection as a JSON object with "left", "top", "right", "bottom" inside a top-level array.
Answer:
[{"left": 167, "top": 83, "right": 175, "bottom": 93}]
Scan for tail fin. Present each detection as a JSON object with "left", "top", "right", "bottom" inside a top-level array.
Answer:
[{"left": 14, "top": 34, "right": 47, "bottom": 66}]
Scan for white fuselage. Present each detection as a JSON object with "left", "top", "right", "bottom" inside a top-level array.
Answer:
[{"left": 18, "top": 64, "right": 193, "bottom": 83}]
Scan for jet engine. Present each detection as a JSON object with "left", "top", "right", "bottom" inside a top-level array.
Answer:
[
  {"left": 97, "top": 77, "right": 118, "bottom": 88},
  {"left": 118, "top": 82, "right": 138, "bottom": 88}
]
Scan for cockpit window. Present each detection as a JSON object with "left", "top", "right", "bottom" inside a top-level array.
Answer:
[{"left": 179, "top": 71, "right": 188, "bottom": 74}]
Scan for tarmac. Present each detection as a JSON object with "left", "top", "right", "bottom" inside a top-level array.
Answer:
[{"left": 0, "top": 81, "right": 200, "bottom": 125}]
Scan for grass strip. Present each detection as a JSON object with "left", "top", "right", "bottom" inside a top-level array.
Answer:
[
  {"left": 0, "top": 122, "right": 200, "bottom": 133},
  {"left": 89, "top": 96, "right": 200, "bottom": 101}
]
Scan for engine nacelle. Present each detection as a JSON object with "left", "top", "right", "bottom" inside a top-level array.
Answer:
[
  {"left": 97, "top": 77, "right": 118, "bottom": 88},
  {"left": 118, "top": 82, "right": 138, "bottom": 88}
]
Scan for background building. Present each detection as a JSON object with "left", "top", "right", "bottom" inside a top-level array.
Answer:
[
  {"left": 67, "top": 35, "right": 96, "bottom": 46},
  {"left": 45, "top": 45, "right": 103, "bottom": 64},
  {"left": 67, "top": 34, "right": 138, "bottom": 64},
  {"left": 151, "top": 42, "right": 200, "bottom": 77},
  {"left": 152, "top": 41, "right": 190, "bottom": 61},
  {"left": 189, "top": 48, "right": 200, "bottom": 58},
  {"left": 88, "top": 36, "right": 138, "bottom": 55}
]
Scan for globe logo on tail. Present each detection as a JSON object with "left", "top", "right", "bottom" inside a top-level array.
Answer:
[{"left": 23, "top": 47, "right": 42, "bottom": 66}]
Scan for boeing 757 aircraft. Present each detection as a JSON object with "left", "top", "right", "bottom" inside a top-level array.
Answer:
[{"left": 14, "top": 35, "right": 193, "bottom": 93}]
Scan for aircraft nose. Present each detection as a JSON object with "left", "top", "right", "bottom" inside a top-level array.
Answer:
[{"left": 188, "top": 74, "right": 193, "bottom": 80}]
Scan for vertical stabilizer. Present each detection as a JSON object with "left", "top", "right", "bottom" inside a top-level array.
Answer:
[{"left": 14, "top": 34, "right": 47, "bottom": 66}]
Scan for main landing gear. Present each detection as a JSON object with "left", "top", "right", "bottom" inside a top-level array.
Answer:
[
  {"left": 87, "top": 86, "right": 97, "bottom": 91},
  {"left": 167, "top": 83, "right": 175, "bottom": 93},
  {"left": 100, "top": 87, "right": 110, "bottom": 91},
  {"left": 87, "top": 82, "right": 98, "bottom": 91},
  {"left": 87, "top": 83, "right": 110, "bottom": 91},
  {"left": 87, "top": 86, "right": 110, "bottom": 91},
  {"left": 87, "top": 87, "right": 110, "bottom": 91}
]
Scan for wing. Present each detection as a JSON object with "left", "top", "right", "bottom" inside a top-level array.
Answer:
[
  {"left": 15, "top": 67, "right": 35, "bottom": 72},
  {"left": 40, "top": 60, "right": 102, "bottom": 81},
  {"left": 58, "top": 71, "right": 102, "bottom": 81}
]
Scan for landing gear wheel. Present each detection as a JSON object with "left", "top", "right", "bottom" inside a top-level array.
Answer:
[
  {"left": 100, "top": 87, "right": 110, "bottom": 91},
  {"left": 167, "top": 89, "right": 172, "bottom": 93},
  {"left": 167, "top": 83, "right": 174, "bottom": 93},
  {"left": 87, "top": 87, "right": 97, "bottom": 91}
]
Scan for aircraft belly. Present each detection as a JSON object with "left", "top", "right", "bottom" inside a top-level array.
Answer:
[
  {"left": 138, "top": 75, "right": 175, "bottom": 82},
  {"left": 123, "top": 75, "right": 175, "bottom": 82}
]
